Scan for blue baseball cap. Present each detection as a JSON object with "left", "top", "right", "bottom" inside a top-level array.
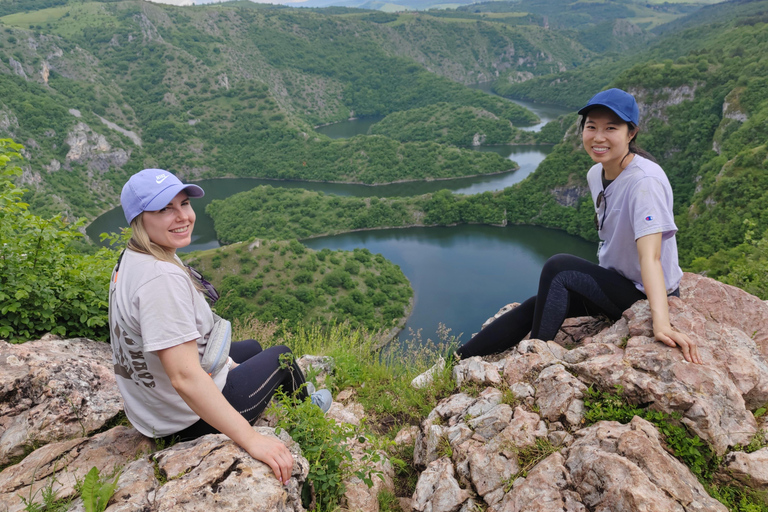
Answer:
[
  {"left": 578, "top": 88, "right": 640, "bottom": 125},
  {"left": 120, "top": 169, "right": 204, "bottom": 224}
]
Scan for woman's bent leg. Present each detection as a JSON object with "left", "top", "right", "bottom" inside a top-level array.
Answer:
[
  {"left": 222, "top": 345, "right": 307, "bottom": 423},
  {"left": 166, "top": 345, "right": 308, "bottom": 442},
  {"left": 456, "top": 296, "right": 536, "bottom": 359},
  {"left": 228, "top": 339, "right": 263, "bottom": 363},
  {"left": 456, "top": 254, "right": 645, "bottom": 359},
  {"left": 530, "top": 254, "right": 645, "bottom": 341}
]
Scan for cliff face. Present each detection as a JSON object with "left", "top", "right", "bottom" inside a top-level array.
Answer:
[{"left": 1, "top": 273, "right": 767, "bottom": 511}]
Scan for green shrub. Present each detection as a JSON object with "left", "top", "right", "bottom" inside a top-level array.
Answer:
[{"left": 0, "top": 140, "right": 117, "bottom": 342}]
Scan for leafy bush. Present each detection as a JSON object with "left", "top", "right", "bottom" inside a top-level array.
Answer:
[
  {"left": 0, "top": 140, "right": 117, "bottom": 342},
  {"left": 271, "top": 387, "right": 382, "bottom": 510}
]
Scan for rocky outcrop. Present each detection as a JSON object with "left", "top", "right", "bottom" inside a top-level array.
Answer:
[
  {"left": 0, "top": 336, "right": 124, "bottom": 467},
  {"left": 410, "top": 273, "right": 768, "bottom": 510},
  {"left": 65, "top": 122, "right": 130, "bottom": 173},
  {"left": 0, "top": 426, "right": 308, "bottom": 512},
  {"left": 631, "top": 85, "right": 699, "bottom": 128},
  {"left": 0, "top": 426, "right": 153, "bottom": 512}
]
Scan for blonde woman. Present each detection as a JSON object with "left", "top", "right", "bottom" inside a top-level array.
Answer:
[{"left": 109, "top": 168, "right": 331, "bottom": 485}]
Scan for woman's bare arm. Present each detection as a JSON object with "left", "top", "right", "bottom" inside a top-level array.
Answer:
[
  {"left": 157, "top": 340, "right": 294, "bottom": 483},
  {"left": 636, "top": 233, "right": 702, "bottom": 364}
]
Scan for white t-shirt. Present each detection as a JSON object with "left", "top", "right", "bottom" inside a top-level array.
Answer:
[
  {"left": 108, "top": 249, "right": 229, "bottom": 437},
  {"left": 587, "top": 155, "right": 683, "bottom": 294}
]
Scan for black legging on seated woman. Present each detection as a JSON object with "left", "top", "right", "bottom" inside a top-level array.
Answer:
[
  {"left": 456, "top": 253, "right": 679, "bottom": 359},
  {"left": 162, "top": 340, "right": 308, "bottom": 443}
]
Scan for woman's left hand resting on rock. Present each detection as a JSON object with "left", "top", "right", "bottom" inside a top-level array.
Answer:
[
  {"left": 637, "top": 233, "right": 703, "bottom": 365},
  {"left": 157, "top": 341, "right": 294, "bottom": 484}
]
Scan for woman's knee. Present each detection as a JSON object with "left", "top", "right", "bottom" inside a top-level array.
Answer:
[{"left": 541, "top": 254, "right": 583, "bottom": 279}]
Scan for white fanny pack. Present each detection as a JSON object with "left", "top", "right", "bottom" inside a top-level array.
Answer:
[{"left": 201, "top": 313, "right": 232, "bottom": 376}]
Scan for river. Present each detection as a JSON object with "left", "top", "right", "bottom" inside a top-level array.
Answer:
[{"left": 87, "top": 95, "right": 587, "bottom": 344}]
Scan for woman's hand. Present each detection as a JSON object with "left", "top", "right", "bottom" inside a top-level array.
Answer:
[
  {"left": 243, "top": 431, "right": 294, "bottom": 485},
  {"left": 653, "top": 322, "right": 702, "bottom": 364}
]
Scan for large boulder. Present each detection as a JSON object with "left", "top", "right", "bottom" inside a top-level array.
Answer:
[
  {"left": 568, "top": 274, "right": 768, "bottom": 454},
  {"left": 0, "top": 426, "right": 308, "bottom": 512},
  {"left": 0, "top": 426, "right": 153, "bottom": 512},
  {"left": 411, "top": 274, "right": 768, "bottom": 510},
  {"left": 0, "top": 336, "right": 123, "bottom": 466}
]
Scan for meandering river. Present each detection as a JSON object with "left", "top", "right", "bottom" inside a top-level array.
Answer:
[{"left": 87, "top": 95, "right": 589, "bottom": 343}]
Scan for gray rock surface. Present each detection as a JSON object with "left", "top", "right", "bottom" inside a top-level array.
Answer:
[
  {"left": 0, "top": 426, "right": 153, "bottom": 512},
  {"left": 411, "top": 274, "right": 767, "bottom": 511},
  {"left": 0, "top": 336, "right": 124, "bottom": 466}
]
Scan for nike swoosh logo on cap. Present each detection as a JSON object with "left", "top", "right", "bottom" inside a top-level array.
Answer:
[{"left": 156, "top": 173, "right": 169, "bottom": 184}]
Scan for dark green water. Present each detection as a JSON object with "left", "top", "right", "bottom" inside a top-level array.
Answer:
[{"left": 303, "top": 225, "right": 597, "bottom": 344}]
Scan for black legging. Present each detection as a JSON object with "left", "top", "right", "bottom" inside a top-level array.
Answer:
[
  {"left": 456, "top": 253, "right": 678, "bottom": 359},
  {"left": 164, "top": 340, "right": 308, "bottom": 442}
]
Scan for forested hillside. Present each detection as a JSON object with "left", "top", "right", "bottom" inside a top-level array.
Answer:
[{"left": 0, "top": 0, "right": 612, "bottom": 219}]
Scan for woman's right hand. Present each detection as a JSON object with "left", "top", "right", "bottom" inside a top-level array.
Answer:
[{"left": 244, "top": 431, "right": 294, "bottom": 485}]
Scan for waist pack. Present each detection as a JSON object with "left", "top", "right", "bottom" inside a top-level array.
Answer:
[{"left": 201, "top": 313, "right": 232, "bottom": 377}]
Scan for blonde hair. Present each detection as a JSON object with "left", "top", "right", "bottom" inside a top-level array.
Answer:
[{"left": 128, "top": 213, "right": 204, "bottom": 292}]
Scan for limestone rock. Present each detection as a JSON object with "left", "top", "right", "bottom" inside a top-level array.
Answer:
[
  {"left": 327, "top": 400, "right": 365, "bottom": 427},
  {"left": 0, "top": 426, "right": 153, "bottom": 512},
  {"left": 342, "top": 439, "right": 395, "bottom": 512},
  {"left": 412, "top": 457, "right": 469, "bottom": 512},
  {"left": 719, "top": 447, "right": 768, "bottom": 491},
  {"left": 146, "top": 427, "right": 308, "bottom": 512},
  {"left": 565, "top": 417, "right": 726, "bottom": 511},
  {"left": 534, "top": 364, "right": 587, "bottom": 427},
  {"left": 0, "top": 337, "right": 123, "bottom": 466},
  {"left": 467, "top": 404, "right": 513, "bottom": 441},
  {"left": 394, "top": 425, "right": 420, "bottom": 447},
  {"left": 297, "top": 355, "right": 334, "bottom": 389},
  {"left": 567, "top": 274, "right": 768, "bottom": 454},
  {"left": 492, "top": 452, "right": 582, "bottom": 512},
  {"left": 452, "top": 356, "right": 503, "bottom": 388}
]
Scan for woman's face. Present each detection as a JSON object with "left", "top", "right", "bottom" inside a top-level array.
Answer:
[
  {"left": 582, "top": 107, "right": 636, "bottom": 173},
  {"left": 141, "top": 191, "right": 195, "bottom": 252}
]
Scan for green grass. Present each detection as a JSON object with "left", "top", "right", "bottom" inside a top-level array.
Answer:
[{"left": 0, "top": 6, "right": 70, "bottom": 26}]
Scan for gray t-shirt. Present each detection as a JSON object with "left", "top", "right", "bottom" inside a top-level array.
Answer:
[
  {"left": 587, "top": 155, "right": 682, "bottom": 294},
  {"left": 108, "top": 249, "right": 229, "bottom": 437}
]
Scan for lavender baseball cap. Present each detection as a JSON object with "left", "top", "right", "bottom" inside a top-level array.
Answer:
[
  {"left": 578, "top": 88, "right": 640, "bottom": 125},
  {"left": 120, "top": 169, "right": 204, "bottom": 224}
]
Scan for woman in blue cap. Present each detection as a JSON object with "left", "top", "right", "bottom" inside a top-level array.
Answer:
[
  {"left": 109, "top": 169, "right": 332, "bottom": 485},
  {"left": 455, "top": 88, "right": 701, "bottom": 364}
]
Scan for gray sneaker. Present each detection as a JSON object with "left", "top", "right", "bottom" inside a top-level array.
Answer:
[{"left": 310, "top": 388, "right": 333, "bottom": 413}]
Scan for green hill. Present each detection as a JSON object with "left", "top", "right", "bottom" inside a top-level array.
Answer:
[
  {"left": 0, "top": 0, "right": 607, "bottom": 219},
  {"left": 183, "top": 239, "right": 413, "bottom": 334}
]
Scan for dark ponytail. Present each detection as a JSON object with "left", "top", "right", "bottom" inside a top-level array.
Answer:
[{"left": 626, "top": 122, "right": 656, "bottom": 163}]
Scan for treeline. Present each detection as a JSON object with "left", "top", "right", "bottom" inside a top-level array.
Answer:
[{"left": 184, "top": 240, "right": 412, "bottom": 333}]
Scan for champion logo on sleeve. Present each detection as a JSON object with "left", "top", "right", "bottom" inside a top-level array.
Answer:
[{"left": 645, "top": 215, "right": 654, "bottom": 221}]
